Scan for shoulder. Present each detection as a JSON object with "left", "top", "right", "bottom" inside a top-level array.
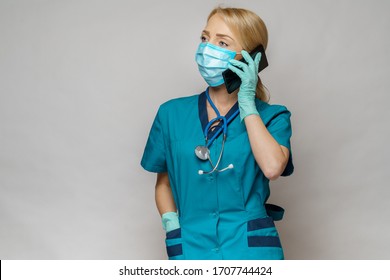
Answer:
[
  {"left": 158, "top": 94, "right": 199, "bottom": 113},
  {"left": 255, "top": 99, "right": 290, "bottom": 114},
  {"left": 154, "top": 94, "right": 200, "bottom": 123},
  {"left": 255, "top": 99, "right": 291, "bottom": 124}
]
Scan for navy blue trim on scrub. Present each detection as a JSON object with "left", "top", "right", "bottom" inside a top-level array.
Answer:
[
  {"left": 248, "top": 236, "right": 282, "bottom": 248},
  {"left": 166, "top": 244, "right": 183, "bottom": 257},
  {"left": 198, "top": 90, "right": 239, "bottom": 141},
  {"left": 198, "top": 91, "right": 209, "bottom": 135},
  {"left": 265, "top": 204, "right": 285, "bottom": 221},
  {"left": 247, "top": 217, "right": 282, "bottom": 248},
  {"left": 247, "top": 217, "right": 276, "bottom": 231},
  {"left": 166, "top": 228, "right": 181, "bottom": 239},
  {"left": 166, "top": 228, "right": 183, "bottom": 257}
]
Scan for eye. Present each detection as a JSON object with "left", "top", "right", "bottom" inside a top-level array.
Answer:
[
  {"left": 201, "top": 35, "right": 208, "bottom": 42},
  {"left": 219, "top": 41, "right": 229, "bottom": 47}
]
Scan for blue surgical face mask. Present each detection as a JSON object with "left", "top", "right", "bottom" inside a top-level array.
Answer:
[{"left": 195, "top": 42, "right": 237, "bottom": 87}]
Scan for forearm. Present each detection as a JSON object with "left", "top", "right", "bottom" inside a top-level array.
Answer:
[
  {"left": 244, "top": 114, "right": 289, "bottom": 180},
  {"left": 155, "top": 172, "right": 177, "bottom": 216}
]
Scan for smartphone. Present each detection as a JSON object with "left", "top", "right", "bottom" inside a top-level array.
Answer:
[{"left": 222, "top": 44, "right": 268, "bottom": 94}]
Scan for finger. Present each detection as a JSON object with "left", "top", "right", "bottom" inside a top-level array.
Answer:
[
  {"left": 227, "top": 63, "right": 245, "bottom": 79},
  {"left": 254, "top": 52, "right": 262, "bottom": 71},
  {"left": 241, "top": 50, "right": 254, "bottom": 66},
  {"left": 242, "top": 50, "right": 261, "bottom": 73},
  {"left": 254, "top": 52, "right": 261, "bottom": 65},
  {"left": 229, "top": 58, "right": 248, "bottom": 71}
]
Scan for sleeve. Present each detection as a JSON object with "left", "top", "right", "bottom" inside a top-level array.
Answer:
[
  {"left": 140, "top": 107, "right": 168, "bottom": 173},
  {"left": 266, "top": 106, "right": 294, "bottom": 177}
]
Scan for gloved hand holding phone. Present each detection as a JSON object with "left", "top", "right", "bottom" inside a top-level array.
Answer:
[{"left": 228, "top": 50, "right": 262, "bottom": 121}]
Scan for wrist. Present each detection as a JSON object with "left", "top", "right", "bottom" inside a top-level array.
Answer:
[
  {"left": 161, "top": 212, "right": 180, "bottom": 232},
  {"left": 239, "top": 100, "right": 259, "bottom": 121}
]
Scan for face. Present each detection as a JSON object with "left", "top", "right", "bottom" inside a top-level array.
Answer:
[{"left": 201, "top": 14, "right": 243, "bottom": 59}]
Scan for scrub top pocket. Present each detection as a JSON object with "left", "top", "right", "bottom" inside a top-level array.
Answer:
[
  {"left": 246, "top": 216, "right": 284, "bottom": 260},
  {"left": 165, "top": 228, "right": 185, "bottom": 260}
]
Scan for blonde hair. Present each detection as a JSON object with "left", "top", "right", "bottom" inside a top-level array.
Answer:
[{"left": 207, "top": 7, "right": 270, "bottom": 102}]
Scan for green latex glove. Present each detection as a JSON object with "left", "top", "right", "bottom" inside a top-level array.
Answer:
[
  {"left": 228, "top": 50, "right": 262, "bottom": 121},
  {"left": 161, "top": 212, "right": 180, "bottom": 232}
]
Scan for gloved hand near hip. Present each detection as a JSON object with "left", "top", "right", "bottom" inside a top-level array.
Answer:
[
  {"left": 228, "top": 51, "right": 261, "bottom": 121},
  {"left": 162, "top": 212, "right": 180, "bottom": 232}
]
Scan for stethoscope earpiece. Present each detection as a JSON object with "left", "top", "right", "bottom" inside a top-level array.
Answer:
[{"left": 198, "top": 163, "right": 234, "bottom": 176}]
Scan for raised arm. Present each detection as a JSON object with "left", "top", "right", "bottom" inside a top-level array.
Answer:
[
  {"left": 244, "top": 115, "right": 289, "bottom": 180},
  {"left": 228, "top": 51, "right": 289, "bottom": 180}
]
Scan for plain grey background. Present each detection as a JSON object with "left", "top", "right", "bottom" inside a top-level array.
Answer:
[{"left": 1, "top": 0, "right": 389, "bottom": 259}]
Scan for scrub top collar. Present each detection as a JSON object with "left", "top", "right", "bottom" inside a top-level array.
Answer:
[{"left": 198, "top": 88, "right": 239, "bottom": 141}]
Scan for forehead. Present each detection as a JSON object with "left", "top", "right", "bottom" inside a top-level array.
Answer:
[{"left": 204, "top": 14, "right": 236, "bottom": 38}]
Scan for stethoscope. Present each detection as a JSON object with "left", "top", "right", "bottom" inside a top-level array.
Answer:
[{"left": 195, "top": 88, "right": 240, "bottom": 175}]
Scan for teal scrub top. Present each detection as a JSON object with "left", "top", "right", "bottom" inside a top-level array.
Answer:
[{"left": 141, "top": 90, "right": 294, "bottom": 260}]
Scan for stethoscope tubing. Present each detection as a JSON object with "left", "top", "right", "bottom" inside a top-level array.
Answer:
[
  {"left": 204, "top": 88, "right": 240, "bottom": 148},
  {"left": 195, "top": 88, "right": 239, "bottom": 174}
]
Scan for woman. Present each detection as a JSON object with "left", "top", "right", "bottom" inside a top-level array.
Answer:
[{"left": 141, "top": 7, "right": 294, "bottom": 260}]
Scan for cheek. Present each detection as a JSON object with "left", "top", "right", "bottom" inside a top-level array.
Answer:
[{"left": 234, "top": 54, "right": 243, "bottom": 61}]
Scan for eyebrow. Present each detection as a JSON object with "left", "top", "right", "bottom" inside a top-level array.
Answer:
[{"left": 202, "top": 30, "right": 234, "bottom": 41}]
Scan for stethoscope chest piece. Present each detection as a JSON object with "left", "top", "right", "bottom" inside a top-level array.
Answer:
[{"left": 195, "top": 145, "right": 209, "bottom": 161}]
